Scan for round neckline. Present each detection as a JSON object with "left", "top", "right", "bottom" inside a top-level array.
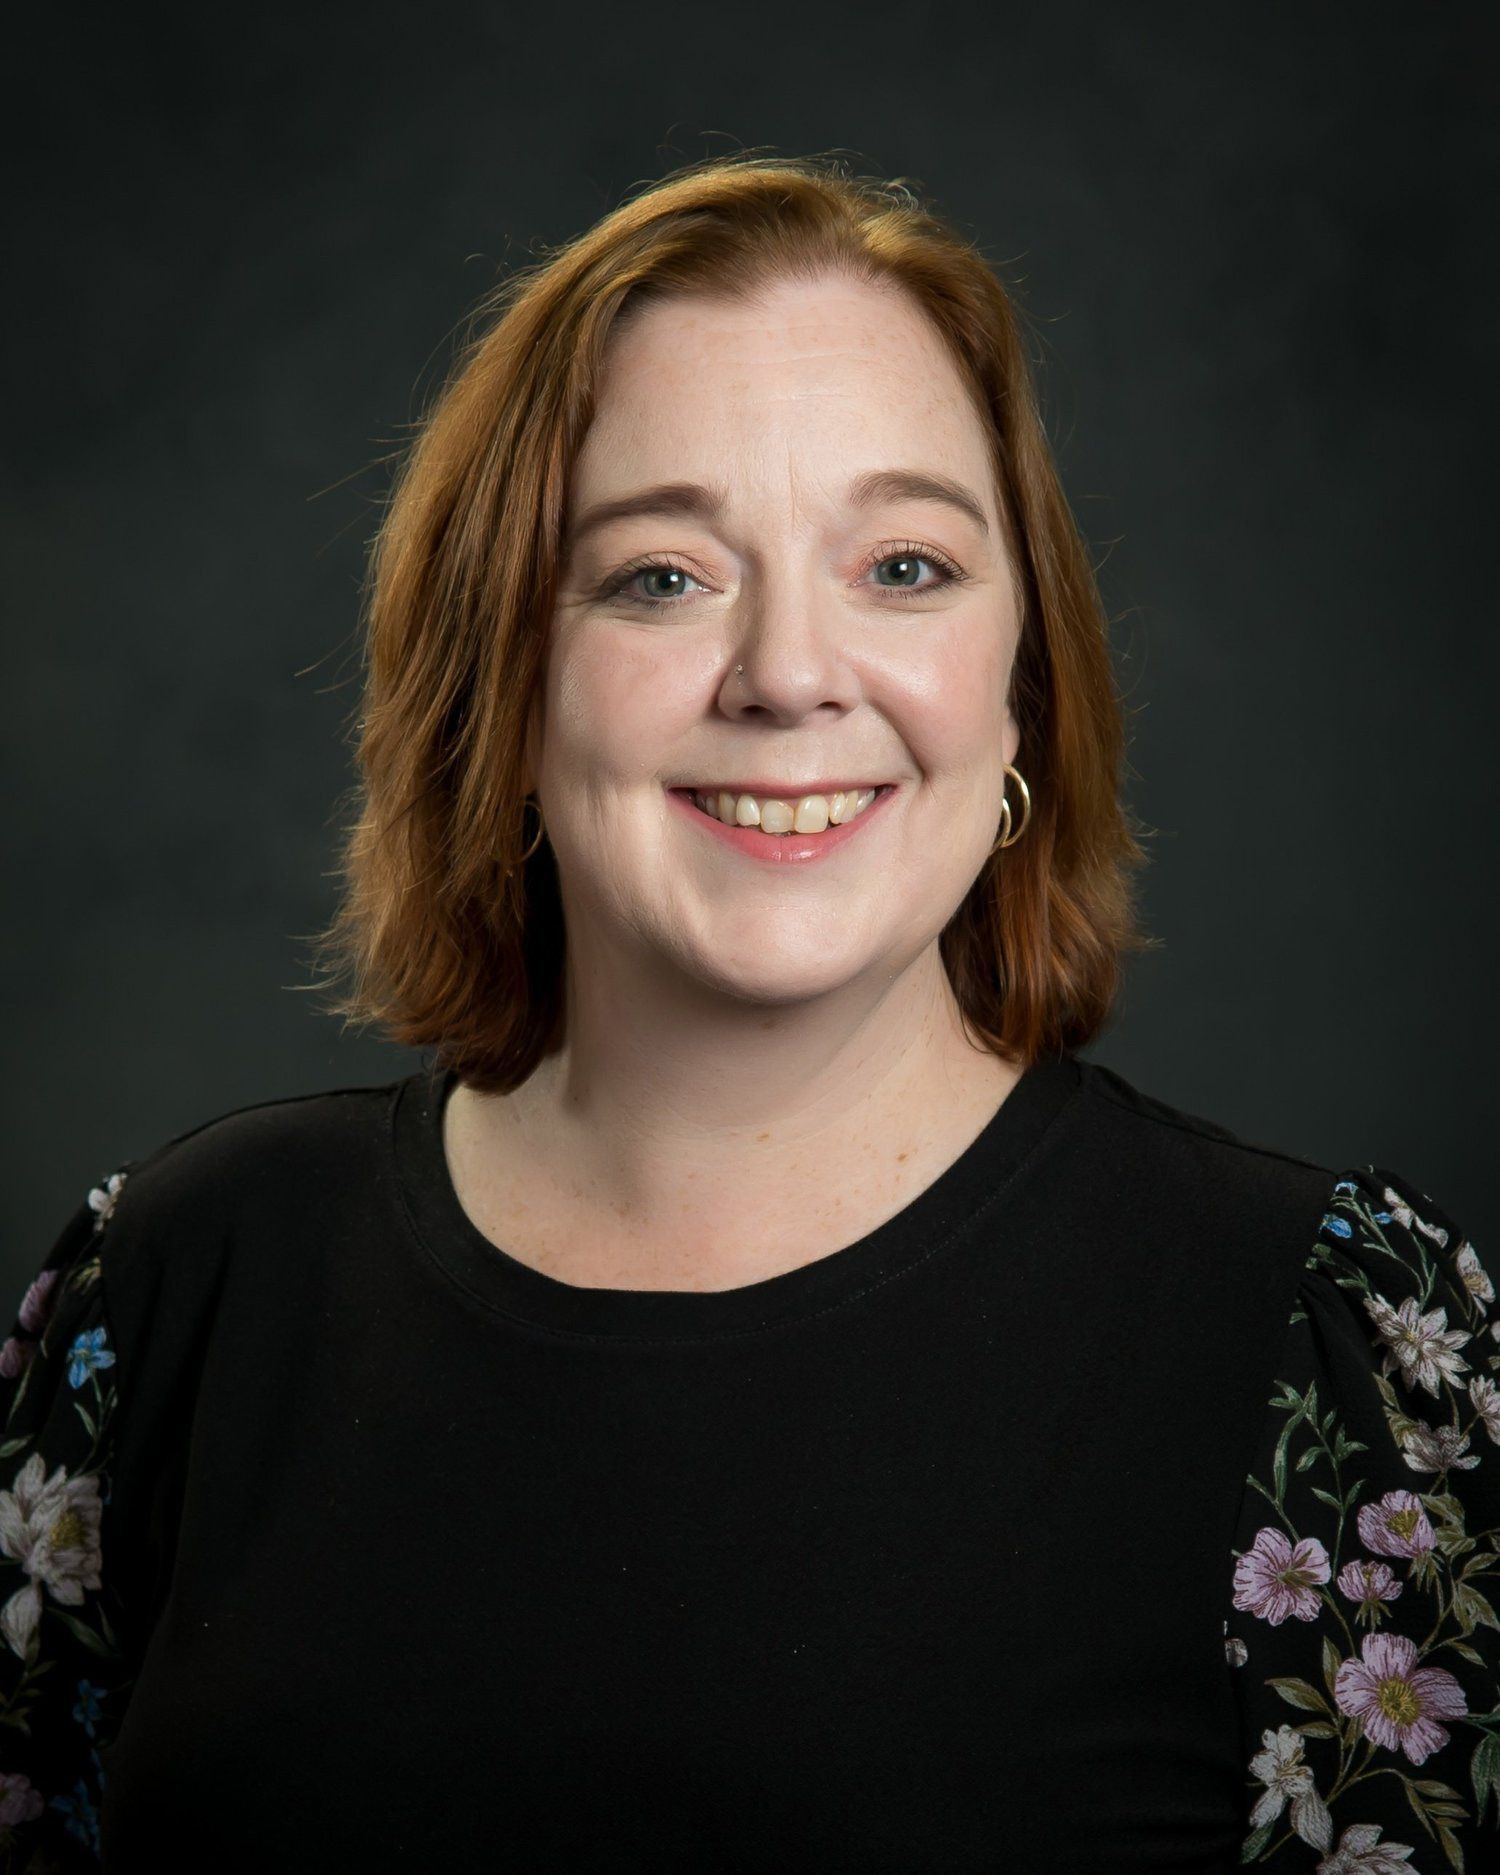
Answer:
[{"left": 390, "top": 1051, "right": 1084, "bottom": 1341}]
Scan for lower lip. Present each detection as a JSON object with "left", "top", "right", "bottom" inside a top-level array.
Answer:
[{"left": 667, "top": 786, "right": 897, "bottom": 865}]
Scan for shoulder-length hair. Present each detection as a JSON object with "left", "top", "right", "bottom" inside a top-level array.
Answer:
[{"left": 300, "top": 149, "right": 1156, "bottom": 1094}]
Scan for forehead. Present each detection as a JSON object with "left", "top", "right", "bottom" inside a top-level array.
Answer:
[
  {"left": 574, "top": 274, "right": 995, "bottom": 509},
  {"left": 604, "top": 273, "right": 958, "bottom": 384}
]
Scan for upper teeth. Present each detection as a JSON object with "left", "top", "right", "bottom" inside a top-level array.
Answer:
[{"left": 689, "top": 787, "right": 879, "bottom": 833}]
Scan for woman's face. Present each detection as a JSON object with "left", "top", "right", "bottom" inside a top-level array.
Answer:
[{"left": 534, "top": 270, "right": 1023, "bottom": 1013}]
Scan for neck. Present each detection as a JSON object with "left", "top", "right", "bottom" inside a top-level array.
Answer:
[{"left": 448, "top": 940, "right": 1024, "bottom": 1290}]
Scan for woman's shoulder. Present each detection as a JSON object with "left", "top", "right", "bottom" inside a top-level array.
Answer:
[
  {"left": 1064, "top": 1061, "right": 1485, "bottom": 1380},
  {"left": 85, "top": 1072, "right": 404, "bottom": 1249},
  {"left": 1289, "top": 1163, "right": 1495, "bottom": 1437},
  {"left": 1265, "top": 1162, "right": 1492, "bottom": 1457},
  {"left": 1067, "top": 1055, "right": 1343, "bottom": 1274},
  {"left": 1, "top": 1070, "right": 413, "bottom": 1518},
  {"left": 1074, "top": 1054, "right": 1336, "bottom": 1181},
  {"left": 12, "top": 1074, "right": 410, "bottom": 1385}
]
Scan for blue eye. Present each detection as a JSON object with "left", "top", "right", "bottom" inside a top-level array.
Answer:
[
  {"left": 599, "top": 541, "right": 969, "bottom": 610},
  {"left": 870, "top": 550, "right": 956, "bottom": 595},
  {"left": 605, "top": 562, "right": 705, "bottom": 607}
]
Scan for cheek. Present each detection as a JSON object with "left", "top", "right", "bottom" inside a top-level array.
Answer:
[
  {"left": 550, "top": 632, "right": 705, "bottom": 781},
  {"left": 871, "top": 616, "right": 1011, "bottom": 776}
]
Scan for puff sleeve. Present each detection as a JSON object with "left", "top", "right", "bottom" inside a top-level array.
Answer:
[
  {"left": 1226, "top": 1165, "right": 1500, "bottom": 1869},
  {"left": 0, "top": 1164, "right": 138, "bottom": 1872}
]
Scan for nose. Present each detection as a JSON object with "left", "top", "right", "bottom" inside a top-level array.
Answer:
[{"left": 716, "top": 578, "right": 862, "bottom": 725}]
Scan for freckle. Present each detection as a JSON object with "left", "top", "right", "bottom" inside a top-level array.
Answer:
[
  {"left": 896, "top": 1151, "right": 910, "bottom": 1164},
  {"left": 755, "top": 1130, "right": 771, "bottom": 1142}
]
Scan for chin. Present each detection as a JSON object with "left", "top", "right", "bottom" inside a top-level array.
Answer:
[{"left": 683, "top": 948, "right": 870, "bottom": 1009}]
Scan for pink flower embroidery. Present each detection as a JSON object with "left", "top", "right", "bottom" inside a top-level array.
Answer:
[
  {"left": 1232, "top": 1526, "right": 1330, "bottom": 1624},
  {"left": 0, "top": 1771, "right": 44, "bottom": 1828},
  {"left": 1333, "top": 1631, "right": 1467, "bottom": 1764},
  {"left": 1355, "top": 1490, "right": 1435, "bottom": 1559},
  {"left": 16, "top": 1270, "right": 57, "bottom": 1337},
  {"left": 1336, "top": 1558, "right": 1403, "bottom": 1628},
  {"left": 0, "top": 1339, "right": 34, "bottom": 1381}
]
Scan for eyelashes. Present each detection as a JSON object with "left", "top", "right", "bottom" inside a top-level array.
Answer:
[{"left": 596, "top": 541, "right": 972, "bottom": 610}]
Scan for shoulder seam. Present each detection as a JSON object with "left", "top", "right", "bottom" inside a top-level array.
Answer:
[
  {"left": 1081, "top": 1067, "right": 1334, "bottom": 1178},
  {"left": 105, "top": 1079, "right": 402, "bottom": 1182}
]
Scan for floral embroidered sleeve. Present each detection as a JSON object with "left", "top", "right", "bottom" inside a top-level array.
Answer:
[
  {"left": 1226, "top": 1164, "right": 1500, "bottom": 1870},
  {"left": 0, "top": 1166, "right": 137, "bottom": 1872}
]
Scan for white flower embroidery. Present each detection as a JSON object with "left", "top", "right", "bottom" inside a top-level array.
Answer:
[
  {"left": 1398, "top": 1418, "right": 1480, "bottom": 1472},
  {"left": 0, "top": 1450, "right": 104, "bottom": 1658},
  {"left": 1363, "top": 1292, "right": 1470, "bottom": 1397},
  {"left": 1248, "top": 1724, "right": 1332, "bottom": 1848},
  {"left": 1316, "top": 1820, "right": 1417, "bottom": 1872},
  {"left": 1455, "top": 1240, "right": 1495, "bottom": 1307},
  {"left": 1382, "top": 1185, "right": 1449, "bottom": 1248},
  {"left": 1470, "top": 1376, "right": 1500, "bottom": 1446},
  {"left": 86, "top": 1170, "right": 128, "bottom": 1231}
]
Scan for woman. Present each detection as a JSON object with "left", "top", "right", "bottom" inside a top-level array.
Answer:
[{"left": 2, "top": 153, "right": 1491, "bottom": 1872}]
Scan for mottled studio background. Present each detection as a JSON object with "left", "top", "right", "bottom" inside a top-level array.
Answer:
[{"left": 5, "top": 3, "right": 1494, "bottom": 1276}]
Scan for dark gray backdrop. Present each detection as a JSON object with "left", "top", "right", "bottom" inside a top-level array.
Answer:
[{"left": 6, "top": 3, "right": 1494, "bottom": 1279}]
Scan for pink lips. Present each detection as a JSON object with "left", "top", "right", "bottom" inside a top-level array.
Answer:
[{"left": 667, "top": 785, "right": 896, "bottom": 865}]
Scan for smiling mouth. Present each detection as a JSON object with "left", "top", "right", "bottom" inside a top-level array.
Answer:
[
  {"left": 671, "top": 784, "right": 893, "bottom": 835},
  {"left": 665, "top": 786, "right": 901, "bottom": 863}
]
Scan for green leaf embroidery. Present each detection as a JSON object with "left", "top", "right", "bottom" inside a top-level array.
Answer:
[
  {"left": 1473, "top": 1732, "right": 1500, "bottom": 1827},
  {"left": 1453, "top": 1583, "right": 1500, "bottom": 1636},
  {"left": 1267, "top": 1675, "right": 1331, "bottom": 1715},
  {"left": 1240, "top": 1819, "right": 1275, "bottom": 1862},
  {"left": 1321, "top": 1635, "right": 1341, "bottom": 1702},
  {"left": 1436, "top": 1819, "right": 1465, "bottom": 1873},
  {"left": 48, "top": 1607, "right": 116, "bottom": 1660}
]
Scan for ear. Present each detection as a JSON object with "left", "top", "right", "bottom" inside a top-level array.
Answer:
[{"left": 1001, "top": 697, "right": 1022, "bottom": 771}]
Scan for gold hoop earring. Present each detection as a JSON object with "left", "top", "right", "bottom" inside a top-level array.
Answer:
[
  {"left": 986, "top": 764, "right": 1031, "bottom": 857},
  {"left": 508, "top": 793, "right": 545, "bottom": 873}
]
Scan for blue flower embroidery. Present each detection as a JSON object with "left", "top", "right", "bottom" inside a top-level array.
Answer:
[
  {"left": 49, "top": 1775, "right": 101, "bottom": 1852},
  {"left": 66, "top": 1326, "right": 115, "bottom": 1390},
  {"left": 72, "top": 1678, "right": 105, "bottom": 1736}
]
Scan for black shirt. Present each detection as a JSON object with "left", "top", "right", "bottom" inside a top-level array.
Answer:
[{"left": 2, "top": 1052, "right": 1495, "bottom": 1870}]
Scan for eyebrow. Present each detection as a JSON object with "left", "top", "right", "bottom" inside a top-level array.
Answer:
[{"left": 565, "top": 467, "right": 991, "bottom": 550}]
